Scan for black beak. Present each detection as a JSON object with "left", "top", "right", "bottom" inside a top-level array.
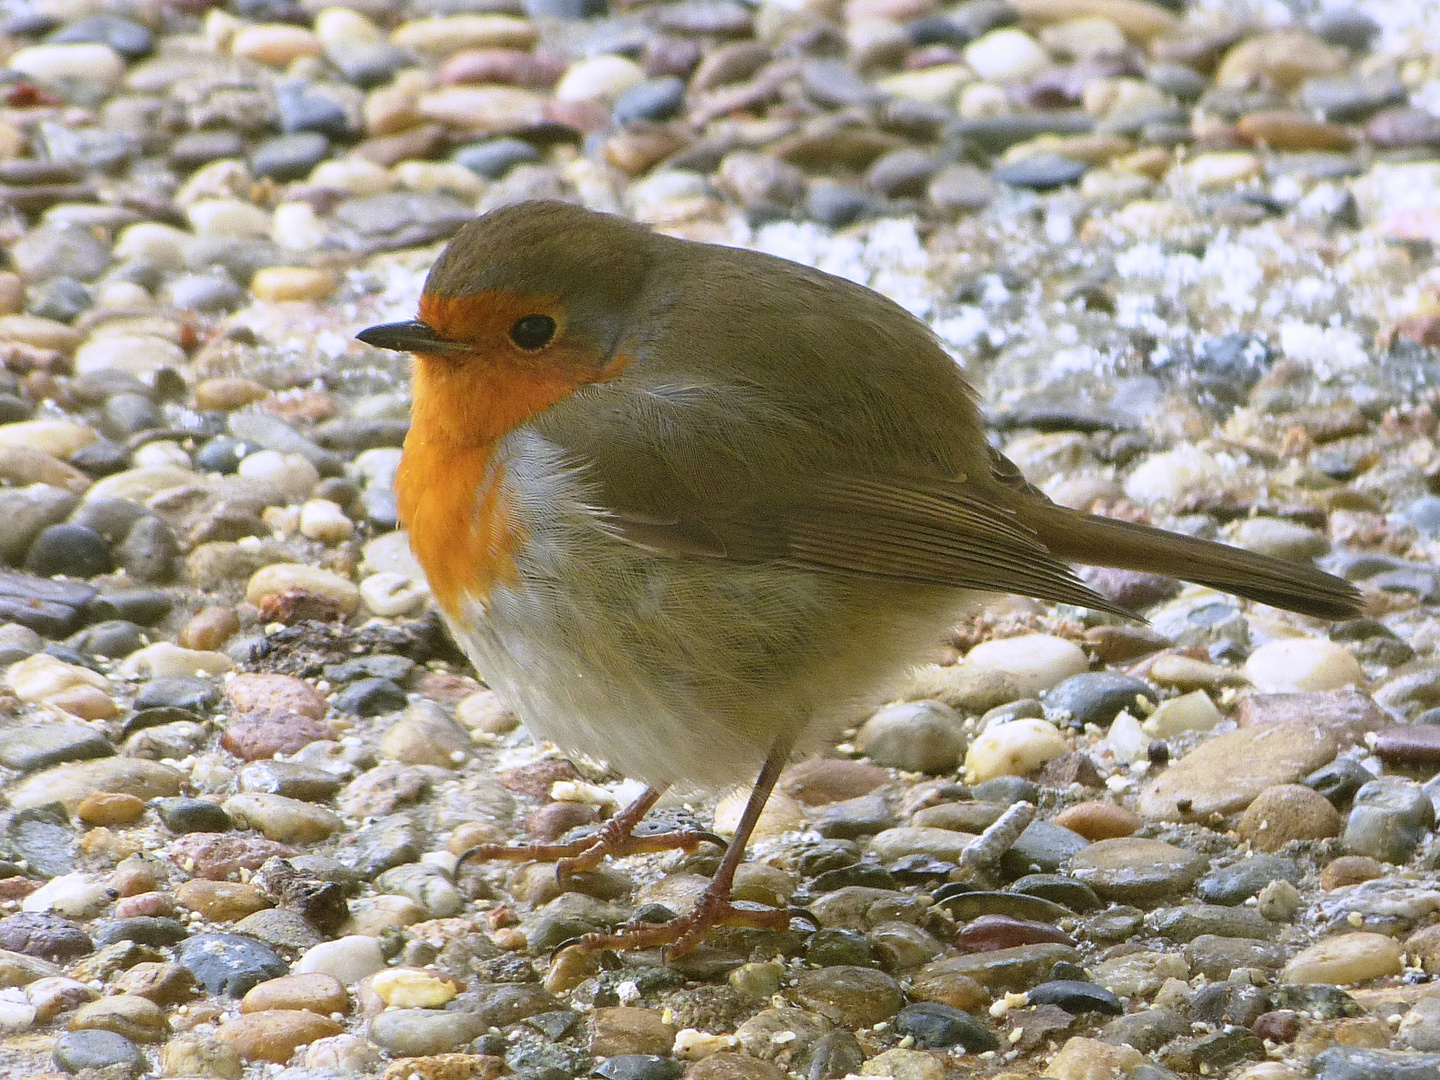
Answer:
[{"left": 356, "top": 320, "right": 464, "bottom": 354}]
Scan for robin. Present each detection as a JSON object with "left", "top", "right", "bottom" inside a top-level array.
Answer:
[{"left": 358, "top": 200, "right": 1361, "bottom": 957}]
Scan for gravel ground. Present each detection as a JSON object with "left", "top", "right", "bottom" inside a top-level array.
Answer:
[{"left": 0, "top": 0, "right": 1439, "bottom": 1078}]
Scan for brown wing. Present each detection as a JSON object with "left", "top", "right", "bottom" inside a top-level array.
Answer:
[{"left": 601, "top": 474, "right": 1129, "bottom": 616}]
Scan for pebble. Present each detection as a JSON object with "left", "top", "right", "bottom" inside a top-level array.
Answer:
[
  {"left": 1070, "top": 838, "right": 1207, "bottom": 903},
  {"left": 160, "top": 1034, "right": 244, "bottom": 1078},
  {"left": 369, "top": 967, "right": 458, "bottom": 1009},
  {"left": 70, "top": 993, "right": 170, "bottom": 1042},
  {"left": 1044, "top": 671, "right": 1156, "bottom": 728},
  {"left": 556, "top": 55, "right": 646, "bottom": 104},
  {"left": 1196, "top": 856, "right": 1302, "bottom": 906},
  {"left": 175, "top": 880, "right": 272, "bottom": 922},
  {"left": 1052, "top": 800, "right": 1140, "bottom": 840},
  {"left": 219, "top": 1009, "right": 344, "bottom": 1063},
  {"left": 1142, "top": 690, "right": 1222, "bottom": 738},
  {"left": 293, "top": 935, "right": 387, "bottom": 984},
  {"left": 892, "top": 1002, "right": 997, "bottom": 1051},
  {"left": 1237, "top": 784, "right": 1343, "bottom": 852},
  {"left": 857, "top": 700, "right": 966, "bottom": 772},
  {"left": 1283, "top": 933, "right": 1403, "bottom": 986},
  {"left": 368, "top": 1008, "right": 487, "bottom": 1056},
  {"left": 963, "top": 718, "right": 1070, "bottom": 784},
  {"left": 792, "top": 965, "right": 903, "bottom": 1028},
  {"left": 176, "top": 933, "right": 289, "bottom": 998},
  {"left": 1243, "top": 639, "right": 1364, "bottom": 693},
  {"left": 52, "top": 1029, "right": 148, "bottom": 1076},
  {"left": 222, "top": 793, "right": 342, "bottom": 844},
  {"left": 245, "top": 563, "right": 360, "bottom": 616},
  {"left": 1139, "top": 723, "right": 1338, "bottom": 821},
  {"left": 960, "top": 634, "right": 1089, "bottom": 699},
  {"left": 1343, "top": 778, "right": 1434, "bottom": 864},
  {"left": 963, "top": 29, "right": 1051, "bottom": 81},
  {"left": 9, "top": 757, "right": 183, "bottom": 813}
]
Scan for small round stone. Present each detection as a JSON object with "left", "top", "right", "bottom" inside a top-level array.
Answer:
[
  {"left": 218, "top": 1009, "right": 344, "bottom": 1063},
  {"left": 251, "top": 267, "right": 336, "bottom": 303},
  {"left": 1282, "top": 932, "right": 1402, "bottom": 985},
  {"left": 52, "top": 1029, "right": 146, "bottom": 1076},
  {"left": 1243, "top": 639, "right": 1363, "bottom": 692},
  {"left": 241, "top": 972, "right": 348, "bottom": 1015},
  {"left": 1237, "top": 784, "right": 1342, "bottom": 852},
  {"left": 24, "top": 524, "right": 113, "bottom": 578},
  {"left": 366, "top": 1008, "right": 486, "bottom": 1055},
  {"left": 857, "top": 700, "right": 966, "bottom": 773},
  {"left": 178, "top": 607, "right": 241, "bottom": 651},
  {"left": 1342, "top": 777, "right": 1434, "bottom": 864},
  {"left": 962, "top": 635, "right": 1089, "bottom": 699},
  {"left": 963, "top": 718, "right": 1069, "bottom": 784},
  {"left": 293, "top": 935, "right": 387, "bottom": 984},
  {"left": 1052, "top": 801, "right": 1140, "bottom": 841},
  {"left": 792, "top": 965, "right": 903, "bottom": 1028}
]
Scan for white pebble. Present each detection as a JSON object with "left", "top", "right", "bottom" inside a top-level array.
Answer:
[
  {"left": 86, "top": 465, "right": 198, "bottom": 503},
  {"left": 963, "top": 29, "right": 1051, "bottom": 82},
  {"left": 119, "top": 642, "right": 233, "bottom": 679},
  {"left": 673, "top": 1029, "right": 738, "bottom": 1060},
  {"left": 113, "top": 222, "right": 190, "bottom": 271},
  {"left": 22, "top": 874, "right": 113, "bottom": 918},
  {"left": 360, "top": 530, "right": 423, "bottom": 579},
  {"left": 352, "top": 447, "right": 402, "bottom": 486},
  {"left": 0, "top": 989, "right": 36, "bottom": 1034},
  {"left": 1105, "top": 710, "right": 1149, "bottom": 763},
  {"left": 237, "top": 450, "right": 321, "bottom": 502},
  {"left": 963, "top": 717, "right": 1069, "bottom": 784},
  {"left": 271, "top": 202, "right": 327, "bottom": 252},
  {"left": 294, "top": 935, "right": 387, "bottom": 984},
  {"left": 9, "top": 43, "right": 123, "bottom": 90},
  {"left": 555, "top": 54, "right": 645, "bottom": 103},
  {"left": 1142, "top": 690, "right": 1222, "bottom": 737},
  {"left": 132, "top": 441, "right": 191, "bottom": 469},
  {"left": 360, "top": 572, "right": 428, "bottom": 618},
  {"left": 1243, "top": 638, "right": 1363, "bottom": 692},
  {"left": 962, "top": 634, "right": 1089, "bottom": 697},
  {"left": 245, "top": 564, "right": 360, "bottom": 614},
  {"left": 1124, "top": 446, "right": 1227, "bottom": 503},
  {"left": 185, "top": 198, "right": 273, "bottom": 239},
  {"left": 309, "top": 159, "right": 394, "bottom": 196},
  {"left": 300, "top": 499, "right": 355, "bottom": 543},
  {"left": 74, "top": 335, "right": 187, "bottom": 382}
]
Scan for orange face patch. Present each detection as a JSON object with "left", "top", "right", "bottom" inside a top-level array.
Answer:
[{"left": 397, "top": 288, "right": 624, "bottom": 615}]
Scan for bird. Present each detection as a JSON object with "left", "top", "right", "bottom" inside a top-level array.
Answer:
[{"left": 357, "top": 199, "right": 1362, "bottom": 958}]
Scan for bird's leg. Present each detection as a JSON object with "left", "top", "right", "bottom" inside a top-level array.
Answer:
[
  {"left": 456, "top": 784, "right": 722, "bottom": 879},
  {"left": 571, "top": 736, "right": 796, "bottom": 959}
]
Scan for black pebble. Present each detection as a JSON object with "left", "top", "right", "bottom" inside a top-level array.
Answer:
[
  {"left": 25, "top": 524, "right": 113, "bottom": 579},
  {"left": 1026, "top": 979, "right": 1124, "bottom": 1016},
  {"left": 894, "top": 1002, "right": 999, "bottom": 1051}
]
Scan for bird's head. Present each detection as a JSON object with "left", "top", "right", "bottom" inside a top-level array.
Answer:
[{"left": 357, "top": 200, "right": 656, "bottom": 443}]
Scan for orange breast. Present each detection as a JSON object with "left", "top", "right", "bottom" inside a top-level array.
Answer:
[
  {"left": 395, "top": 427, "right": 523, "bottom": 620},
  {"left": 397, "top": 288, "right": 626, "bottom": 617}
]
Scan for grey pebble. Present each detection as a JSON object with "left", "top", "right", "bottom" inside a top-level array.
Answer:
[
  {"left": 0, "top": 721, "right": 113, "bottom": 772},
  {"left": 176, "top": 932, "right": 287, "bottom": 997},
  {"left": 1344, "top": 777, "right": 1435, "bottom": 863},
  {"left": 53, "top": 1030, "right": 146, "bottom": 1077}
]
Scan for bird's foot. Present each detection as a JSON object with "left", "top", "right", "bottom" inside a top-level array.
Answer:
[
  {"left": 456, "top": 787, "right": 720, "bottom": 879},
  {"left": 571, "top": 881, "right": 793, "bottom": 959}
]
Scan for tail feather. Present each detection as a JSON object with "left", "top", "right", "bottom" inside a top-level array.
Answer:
[{"left": 1014, "top": 502, "right": 1363, "bottom": 621}]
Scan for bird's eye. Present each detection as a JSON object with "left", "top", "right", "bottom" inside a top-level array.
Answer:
[{"left": 509, "top": 315, "right": 556, "bottom": 351}]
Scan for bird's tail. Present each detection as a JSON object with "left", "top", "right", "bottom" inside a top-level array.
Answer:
[{"left": 1011, "top": 499, "right": 1363, "bottom": 621}]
